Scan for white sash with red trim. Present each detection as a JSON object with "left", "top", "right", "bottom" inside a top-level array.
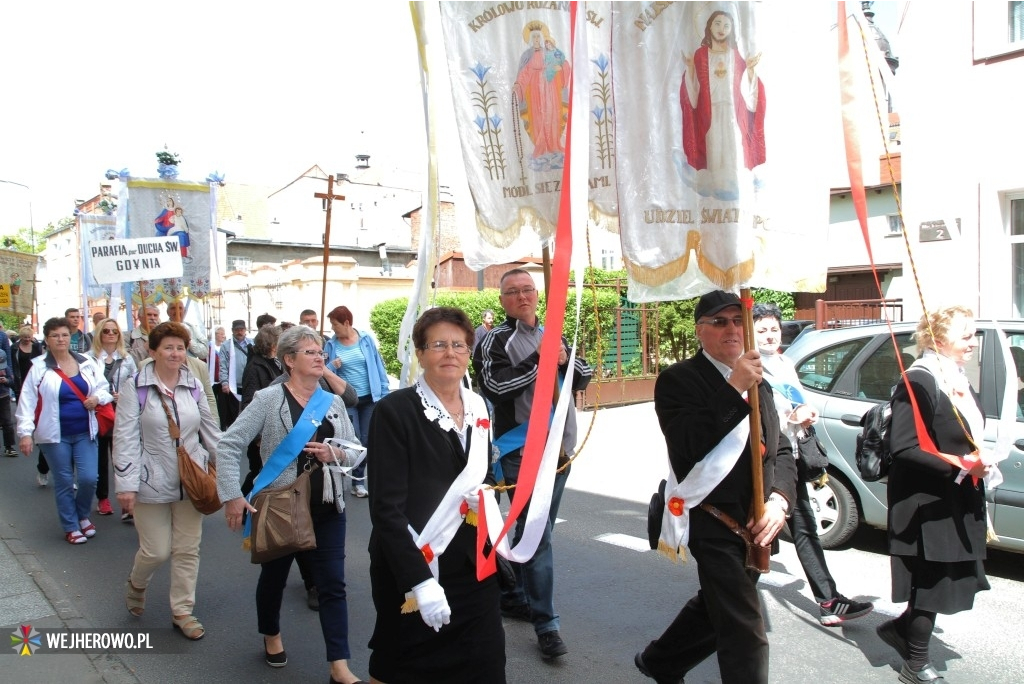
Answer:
[{"left": 657, "top": 420, "right": 748, "bottom": 562}]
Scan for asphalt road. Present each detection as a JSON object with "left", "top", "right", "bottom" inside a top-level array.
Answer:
[{"left": 1, "top": 402, "right": 1023, "bottom": 683}]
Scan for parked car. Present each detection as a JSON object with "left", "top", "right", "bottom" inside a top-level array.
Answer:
[
  {"left": 784, "top": 320, "right": 1024, "bottom": 553},
  {"left": 780, "top": 320, "right": 815, "bottom": 352}
]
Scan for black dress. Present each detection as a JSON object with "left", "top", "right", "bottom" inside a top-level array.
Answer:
[
  {"left": 888, "top": 365, "right": 990, "bottom": 614},
  {"left": 366, "top": 386, "right": 505, "bottom": 684}
]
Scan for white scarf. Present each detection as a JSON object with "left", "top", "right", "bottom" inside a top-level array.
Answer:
[{"left": 405, "top": 379, "right": 490, "bottom": 581}]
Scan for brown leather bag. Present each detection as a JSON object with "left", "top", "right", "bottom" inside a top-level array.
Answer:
[
  {"left": 699, "top": 503, "right": 770, "bottom": 573},
  {"left": 248, "top": 465, "right": 318, "bottom": 564},
  {"left": 157, "top": 393, "right": 222, "bottom": 515}
]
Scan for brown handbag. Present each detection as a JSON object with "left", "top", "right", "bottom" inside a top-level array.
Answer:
[
  {"left": 157, "top": 393, "right": 222, "bottom": 515},
  {"left": 248, "top": 464, "right": 318, "bottom": 564}
]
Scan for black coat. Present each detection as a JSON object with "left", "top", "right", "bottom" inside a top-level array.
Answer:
[
  {"left": 654, "top": 352, "right": 797, "bottom": 540},
  {"left": 888, "top": 367, "right": 987, "bottom": 562},
  {"left": 240, "top": 354, "right": 280, "bottom": 411}
]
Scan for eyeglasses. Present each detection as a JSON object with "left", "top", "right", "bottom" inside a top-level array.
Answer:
[
  {"left": 698, "top": 316, "right": 744, "bottom": 328},
  {"left": 501, "top": 286, "right": 536, "bottom": 298},
  {"left": 298, "top": 349, "right": 328, "bottom": 359},
  {"left": 101, "top": 328, "right": 119, "bottom": 335},
  {"left": 422, "top": 341, "right": 471, "bottom": 355}
]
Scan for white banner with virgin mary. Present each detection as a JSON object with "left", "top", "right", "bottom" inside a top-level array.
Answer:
[
  {"left": 611, "top": 1, "right": 832, "bottom": 300},
  {"left": 439, "top": 2, "right": 619, "bottom": 266},
  {"left": 124, "top": 178, "right": 214, "bottom": 303}
]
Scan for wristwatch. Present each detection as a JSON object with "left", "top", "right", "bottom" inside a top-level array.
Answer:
[{"left": 767, "top": 492, "right": 791, "bottom": 518}]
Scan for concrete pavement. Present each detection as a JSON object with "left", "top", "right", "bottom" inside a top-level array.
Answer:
[{"left": 0, "top": 520, "right": 138, "bottom": 683}]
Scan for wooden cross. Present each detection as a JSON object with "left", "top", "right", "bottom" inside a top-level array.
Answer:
[{"left": 314, "top": 176, "right": 345, "bottom": 329}]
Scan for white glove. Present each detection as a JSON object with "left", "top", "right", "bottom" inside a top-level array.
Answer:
[
  {"left": 464, "top": 486, "right": 484, "bottom": 514},
  {"left": 411, "top": 578, "right": 451, "bottom": 632}
]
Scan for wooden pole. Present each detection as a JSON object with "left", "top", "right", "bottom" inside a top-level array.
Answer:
[
  {"left": 740, "top": 287, "right": 765, "bottom": 524},
  {"left": 314, "top": 177, "right": 345, "bottom": 329}
]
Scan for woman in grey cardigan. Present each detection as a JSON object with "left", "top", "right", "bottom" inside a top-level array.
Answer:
[{"left": 217, "top": 325, "right": 364, "bottom": 684}]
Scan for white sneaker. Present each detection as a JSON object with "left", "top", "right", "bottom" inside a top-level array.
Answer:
[
  {"left": 37, "top": 472, "right": 48, "bottom": 487},
  {"left": 351, "top": 484, "right": 368, "bottom": 498}
]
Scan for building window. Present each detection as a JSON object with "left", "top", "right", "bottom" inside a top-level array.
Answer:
[
  {"left": 601, "top": 249, "right": 617, "bottom": 271},
  {"left": 1012, "top": 1, "right": 1024, "bottom": 42},
  {"left": 227, "top": 256, "right": 251, "bottom": 273},
  {"left": 1010, "top": 197, "right": 1024, "bottom": 318},
  {"left": 886, "top": 214, "right": 902, "bottom": 235}
]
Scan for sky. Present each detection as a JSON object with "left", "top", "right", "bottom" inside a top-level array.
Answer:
[
  {"left": 0, "top": 2, "right": 426, "bottom": 233},
  {"left": 0, "top": 1, "right": 902, "bottom": 235}
]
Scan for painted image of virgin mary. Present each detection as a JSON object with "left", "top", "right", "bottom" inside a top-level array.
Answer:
[
  {"left": 680, "top": 10, "right": 766, "bottom": 201},
  {"left": 513, "top": 20, "right": 571, "bottom": 172},
  {"left": 154, "top": 196, "right": 176, "bottom": 237}
]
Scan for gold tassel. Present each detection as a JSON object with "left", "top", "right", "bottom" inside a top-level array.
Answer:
[
  {"left": 400, "top": 596, "right": 419, "bottom": 614},
  {"left": 465, "top": 510, "right": 478, "bottom": 527},
  {"left": 242, "top": 536, "right": 251, "bottom": 551},
  {"left": 656, "top": 540, "right": 687, "bottom": 564}
]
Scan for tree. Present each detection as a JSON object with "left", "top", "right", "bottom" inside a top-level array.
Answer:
[{"left": 1, "top": 226, "right": 45, "bottom": 254}]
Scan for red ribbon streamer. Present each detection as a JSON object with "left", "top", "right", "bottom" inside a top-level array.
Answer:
[{"left": 478, "top": 1, "right": 578, "bottom": 580}]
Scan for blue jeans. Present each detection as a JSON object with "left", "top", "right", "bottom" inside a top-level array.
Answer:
[
  {"left": 501, "top": 452, "right": 569, "bottom": 636},
  {"left": 256, "top": 511, "right": 350, "bottom": 662},
  {"left": 40, "top": 432, "right": 98, "bottom": 533},
  {"left": 346, "top": 396, "right": 376, "bottom": 481}
]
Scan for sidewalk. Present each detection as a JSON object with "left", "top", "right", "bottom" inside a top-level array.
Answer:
[{"left": 0, "top": 527, "right": 138, "bottom": 683}]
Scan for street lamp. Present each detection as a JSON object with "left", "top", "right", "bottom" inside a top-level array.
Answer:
[{"left": 0, "top": 179, "right": 34, "bottom": 251}]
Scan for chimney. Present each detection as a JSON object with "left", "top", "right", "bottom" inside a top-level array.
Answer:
[{"left": 355, "top": 154, "right": 370, "bottom": 169}]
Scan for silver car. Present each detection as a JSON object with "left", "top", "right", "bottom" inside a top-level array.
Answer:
[{"left": 784, "top": 320, "right": 1024, "bottom": 553}]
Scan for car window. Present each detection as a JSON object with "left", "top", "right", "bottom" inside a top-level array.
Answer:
[
  {"left": 794, "top": 338, "right": 867, "bottom": 393},
  {"left": 989, "top": 331, "right": 1024, "bottom": 420},
  {"left": 855, "top": 333, "right": 916, "bottom": 401}
]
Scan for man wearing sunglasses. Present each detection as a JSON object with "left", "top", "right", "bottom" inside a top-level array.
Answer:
[
  {"left": 473, "top": 268, "right": 592, "bottom": 661},
  {"left": 635, "top": 290, "right": 796, "bottom": 684}
]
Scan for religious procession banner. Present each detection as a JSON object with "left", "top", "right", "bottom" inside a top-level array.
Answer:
[
  {"left": 0, "top": 249, "right": 38, "bottom": 317},
  {"left": 124, "top": 178, "right": 213, "bottom": 303},
  {"left": 440, "top": 1, "right": 619, "bottom": 265},
  {"left": 79, "top": 213, "right": 116, "bottom": 300},
  {"left": 611, "top": 1, "right": 833, "bottom": 300}
]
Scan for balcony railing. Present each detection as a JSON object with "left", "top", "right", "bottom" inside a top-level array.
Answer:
[{"left": 814, "top": 298, "right": 903, "bottom": 329}]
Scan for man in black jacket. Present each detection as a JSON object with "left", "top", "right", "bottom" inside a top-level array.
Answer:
[
  {"left": 635, "top": 290, "right": 797, "bottom": 684},
  {"left": 473, "top": 268, "right": 592, "bottom": 660}
]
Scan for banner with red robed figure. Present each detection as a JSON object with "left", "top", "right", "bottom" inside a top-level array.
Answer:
[
  {"left": 439, "top": 1, "right": 618, "bottom": 266},
  {"left": 610, "top": 1, "right": 832, "bottom": 301}
]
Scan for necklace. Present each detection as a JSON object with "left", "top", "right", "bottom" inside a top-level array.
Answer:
[{"left": 285, "top": 381, "right": 315, "bottom": 403}]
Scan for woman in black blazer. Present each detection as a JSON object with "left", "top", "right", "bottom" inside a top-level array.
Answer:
[
  {"left": 878, "top": 305, "right": 991, "bottom": 685},
  {"left": 366, "top": 307, "right": 504, "bottom": 683}
]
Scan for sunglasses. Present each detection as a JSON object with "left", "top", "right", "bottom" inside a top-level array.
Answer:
[
  {"left": 101, "top": 328, "right": 119, "bottom": 335},
  {"left": 698, "top": 316, "right": 744, "bottom": 328}
]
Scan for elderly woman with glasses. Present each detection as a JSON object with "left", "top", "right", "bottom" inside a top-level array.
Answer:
[
  {"left": 87, "top": 319, "right": 137, "bottom": 518},
  {"left": 366, "top": 307, "right": 504, "bottom": 683},
  {"left": 218, "top": 325, "right": 364, "bottom": 683}
]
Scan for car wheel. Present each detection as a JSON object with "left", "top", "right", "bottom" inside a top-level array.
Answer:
[{"left": 807, "top": 474, "right": 859, "bottom": 549}]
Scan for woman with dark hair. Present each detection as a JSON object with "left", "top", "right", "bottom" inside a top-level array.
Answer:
[
  {"left": 114, "top": 322, "right": 220, "bottom": 640},
  {"left": 878, "top": 305, "right": 991, "bottom": 684},
  {"left": 218, "top": 325, "right": 363, "bottom": 683},
  {"left": 240, "top": 324, "right": 283, "bottom": 495},
  {"left": 324, "top": 305, "right": 390, "bottom": 498},
  {"left": 87, "top": 318, "right": 137, "bottom": 518},
  {"left": 366, "top": 306, "right": 504, "bottom": 683},
  {"left": 11, "top": 324, "right": 47, "bottom": 485},
  {"left": 16, "top": 317, "right": 113, "bottom": 543}
]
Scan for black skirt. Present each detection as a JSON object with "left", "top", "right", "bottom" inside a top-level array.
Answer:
[
  {"left": 891, "top": 553, "right": 990, "bottom": 615},
  {"left": 367, "top": 550, "right": 505, "bottom": 684}
]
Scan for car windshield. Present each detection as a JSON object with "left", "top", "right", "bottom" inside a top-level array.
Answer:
[{"left": 795, "top": 338, "right": 867, "bottom": 393}]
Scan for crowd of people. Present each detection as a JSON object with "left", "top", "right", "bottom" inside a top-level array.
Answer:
[{"left": 3, "top": 284, "right": 991, "bottom": 684}]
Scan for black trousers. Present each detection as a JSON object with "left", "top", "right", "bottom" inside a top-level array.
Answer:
[{"left": 642, "top": 533, "right": 769, "bottom": 683}]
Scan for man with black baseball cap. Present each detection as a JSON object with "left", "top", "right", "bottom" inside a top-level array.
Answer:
[{"left": 635, "top": 290, "right": 796, "bottom": 684}]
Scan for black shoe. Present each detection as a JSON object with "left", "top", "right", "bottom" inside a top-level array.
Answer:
[
  {"left": 538, "top": 630, "right": 568, "bottom": 659},
  {"left": 634, "top": 650, "right": 681, "bottom": 683},
  {"left": 898, "top": 662, "right": 946, "bottom": 684},
  {"left": 307, "top": 586, "right": 320, "bottom": 611},
  {"left": 819, "top": 595, "right": 874, "bottom": 625},
  {"left": 264, "top": 638, "right": 287, "bottom": 668},
  {"left": 4, "top": 448, "right": 16, "bottom": 458},
  {"left": 877, "top": 619, "right": 911, "bottom": 661},
  {"left": 500, "top": 602, "right": 532, "bottom": 622}
]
